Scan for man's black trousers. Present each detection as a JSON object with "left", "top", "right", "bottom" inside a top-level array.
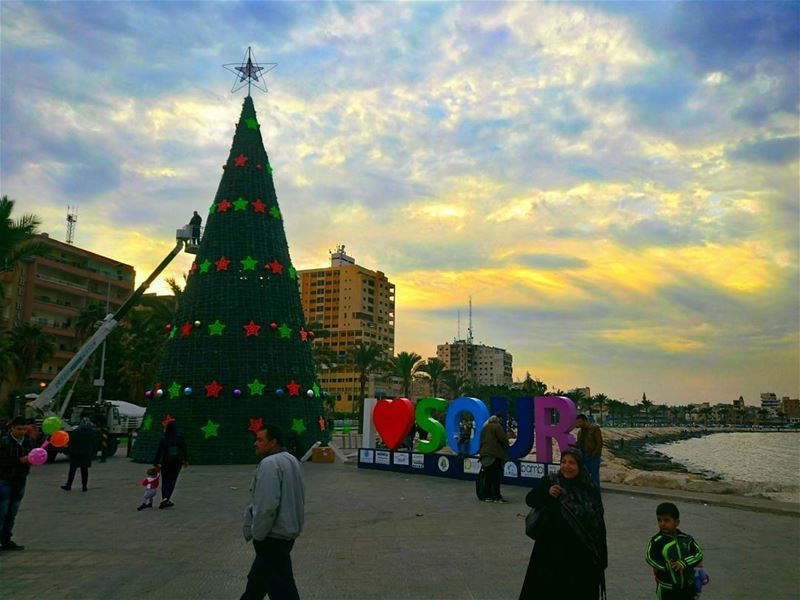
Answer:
[{"left": 241, "top": 537, "right": 299, "bottom": 600}]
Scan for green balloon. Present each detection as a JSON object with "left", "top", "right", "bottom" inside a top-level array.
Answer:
[
  {"left": 42, "top": 416, "right": 62, "bottom": 435},
  {"left": 415, "top": 397, "right": 447, "bottom": 454}
]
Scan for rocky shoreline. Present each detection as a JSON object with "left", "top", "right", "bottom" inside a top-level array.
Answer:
[{"left": 599, "top": 427, "right": 800, "bottom": 505}]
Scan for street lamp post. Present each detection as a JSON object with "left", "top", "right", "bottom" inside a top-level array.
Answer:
[{"left": 95, "top": 277, "right": 111, "bottom": 405}]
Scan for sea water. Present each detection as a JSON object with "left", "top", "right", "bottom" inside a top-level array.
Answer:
[{"left": 649, "top": 432, "right": 800, "bottom": 487}]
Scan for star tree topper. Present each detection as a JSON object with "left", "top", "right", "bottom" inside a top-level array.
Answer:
[{"left": 223, "top": 46, "right": 277, "bottom": 95}]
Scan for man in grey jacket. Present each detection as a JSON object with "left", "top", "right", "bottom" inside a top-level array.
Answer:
[{"left": 241, "top": 425, "right": 305, "bottom": 600}]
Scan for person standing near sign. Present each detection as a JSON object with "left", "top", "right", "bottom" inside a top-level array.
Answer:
[
  {"left": 575, "top": 414, "right": 603, "bottom": 488},
  {"left": 241, "top": 425, "right": 304, "bottom": 600},
  {"left": 518, "top": 447, "right": 607, "bottom": 599},
  {"left": 479, "top": 414, "right": 509, "bottom": 503}
]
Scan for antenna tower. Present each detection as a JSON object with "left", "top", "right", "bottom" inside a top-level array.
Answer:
[
  {"left": 457, "top": 309, "right": 461, "bottom": 341},
  {"left": 468, "top": 296, "right": 474, "bottom": 344},
  {"left": 66, "top": 206, "right": 78, "bottom": 244}
]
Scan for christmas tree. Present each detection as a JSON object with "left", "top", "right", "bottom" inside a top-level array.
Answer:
[{"left": 133, "top": 91, "right": 324, "bottom": 464}]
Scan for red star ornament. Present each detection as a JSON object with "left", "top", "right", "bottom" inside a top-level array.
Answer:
[
  {"left": 180, "top": 322, "right": 193, "bottom": 337},
  {"left": 243, "top": 320, "right": 262, "bottom": 337},
  {"left": 299, "top": 327, "right": 308, "bottom": 342},
  {"left": 248, "top": 417, "right": 264, "bottom": 433},
  {"left": 205, "top": 380, "right": 224, "bottom": 398},
  {"left": 234, "top": 153, "right": 248, "bottom": 167},
  {"left": 217, "top": 199, "right": 232, "bottom": 212},
  {"left": 161, "top": 414, "right": 175, "bottom": 429},
  {"left": 190, "top": 262, "right": 198, "bottom": 274},
  {"left": 267, "top": 259, "right": 284, "bottom": 275},
  {"left": 286, "top": 380, "right": 301, "bottom": 396},
  {"left": 215, "top": 256, "right": 231, "bottom": 271},
  {"left": 318, "top": 416, "right": 326, "bottom": 431},
  {"left": 252, "top": 199, "right": 266, "bottom": 213}
]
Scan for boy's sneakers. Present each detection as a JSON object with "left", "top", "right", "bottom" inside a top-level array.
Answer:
[{"left": 137, "top": 503, "right": 152, "bottom": 511}]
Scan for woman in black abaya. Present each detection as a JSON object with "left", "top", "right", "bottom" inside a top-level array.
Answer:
[{"left": 519, "top": 447, "right": 607, "bottom": 599}]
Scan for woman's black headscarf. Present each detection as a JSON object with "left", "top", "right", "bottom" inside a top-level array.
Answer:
[{"left": 555, "top": 447, "right": 608, "bottom": 571}]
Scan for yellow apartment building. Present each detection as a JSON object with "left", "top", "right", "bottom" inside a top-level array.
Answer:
[{"left": 298, "top": 245, "right": 395, "bottom": 412}]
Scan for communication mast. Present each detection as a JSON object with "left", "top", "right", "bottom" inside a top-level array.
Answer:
[
  {"left": 467, "top": 296, "right": 474, "bottom": 344},
  {"left": 66, "top": 206, "right": 78, "bottom": 244}
]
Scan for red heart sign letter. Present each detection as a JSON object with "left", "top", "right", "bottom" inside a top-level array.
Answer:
[{"left": 372, "top": 398, "right": 415, "bottom": 451}]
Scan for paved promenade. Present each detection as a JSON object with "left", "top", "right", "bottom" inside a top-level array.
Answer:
[{"left": 3, "top": 452, "right": 798, "bottom": 599}]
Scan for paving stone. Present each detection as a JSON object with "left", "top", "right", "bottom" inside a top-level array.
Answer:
[{"left": 1, "top": 452, "right": 798, "bottom": 599}]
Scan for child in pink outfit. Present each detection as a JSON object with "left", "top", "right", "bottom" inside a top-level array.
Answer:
[{"left": 137, "top": 466, "right": 160, "bottom": 511}]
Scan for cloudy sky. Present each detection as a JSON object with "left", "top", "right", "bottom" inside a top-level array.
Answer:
[{"left": 2, "top": 1, "right": 797, "bottom": 406}]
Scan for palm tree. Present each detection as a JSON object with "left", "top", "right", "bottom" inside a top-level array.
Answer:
[
  {"left": 0, "top": 331, "right": 16, "bottom": 410},
  {"left": 593, "top": 393, "right": 609, "bottom": 425},
  {"left": 75, "top": 303, "right": 107, "bottom": 341},
  {"left": 389, "top": 351, "right": 424, "bottom": 399},
  {"left": 9, "top": 322, "right": 55, "bottom": 388},
  {"left": 346, "top": 342, "right": 388, "bottom": 428},
  {"left": 164, "top": 275, "right": 186, "bottom": 311},
  {"left": 0, "top": 196, "right": 45, "bottom": 274},
  {"left": 417, "top": 357, "right": 448, "bottom": 397},
  {"left": 521, "top": 372, "right": 548, "bottom": 396},
  {"left": 441, "top": 370, "right": 471, "bottom": 398}
]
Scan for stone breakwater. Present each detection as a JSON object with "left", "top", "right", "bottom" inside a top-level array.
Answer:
[{"left": 599, "top": 427, "right": 800, "bottom": 505}]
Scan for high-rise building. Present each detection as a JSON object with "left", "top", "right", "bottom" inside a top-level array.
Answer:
[
  {"left": 760, "top": 392, "right": 779, "bottom": 409},
  {"left": 0, "top": 233, "right": 135, "bottom": 387},
  {"left": 436, "top": 340, "right": 512, "bottom": 387},
  {"left": 298, "top": 246, "right": 395, "bottom": 411}
]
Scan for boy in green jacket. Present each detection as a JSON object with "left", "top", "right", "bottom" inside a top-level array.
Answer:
[{"left": 645, "top": 502, "right": 704, "bottom": 600}]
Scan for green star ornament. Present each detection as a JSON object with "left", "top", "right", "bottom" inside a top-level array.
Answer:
[
  {"left": 201, "top": 419, "right": 220, "bottom": 439},
  {"left": 266, "top": 164, "right": 274, "bottom": 175},
  {"left": 277, "top": 323, "right": 292, "bottom": 339},
  {"left": 141, "top": 415, "right": 153, "bottom": 431},
  {"left": 269, "top": 206, "right": 281, "bottom": 219},
  {"left": 245, "top": 117, "right": 260, "bottom": 130},
  {"left": 168, "top": 381, "right": 182, "bottom": 400},
  {"left": 208, "top": 320, "right": 226, "bottom": 336},
  {"left": 209, "top": 201, "right": 216, "bottom": 214},
  {"left": 312, "top": 382, "right": 321, "bottom": 397},
  {"left": 288, "top": 265, "right": 297, "bottom": 279},
  {"left": 169, "top": 327, "right": 177, "bottom": 339},
  {"left": 199, "top": 259, "right": 212, "bottom": 274},
  {"left": 248, "top": 378, "right": 266, "bottom": 396},
  {"left": 291, "top": 418, "right": 306, "bottom": 436},
  {"left": 241, "top": 256, "right": 258, "bottom": 271},
  {"left": 233, "top": 197, "right": 249, "bottom": 211}
]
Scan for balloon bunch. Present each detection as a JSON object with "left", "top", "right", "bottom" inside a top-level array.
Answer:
[{"left": 27, "top": 416, "right": 70, "bottom": 466}]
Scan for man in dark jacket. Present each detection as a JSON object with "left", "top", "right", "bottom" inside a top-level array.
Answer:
[
  {"left": 478, "top": 414, "right": 509, "bottom": 503},
  {"left": 575, "top": 414, "right": 603, "bottom": 488},
  {"left": 0, "top": 416, "right": 35, "bottom": 551},
  {"left": 189, "top": 211, "right": 202, "bottom": 244},
  {"left": 61, "top": 418, "right": 95, "bottom": 492}
]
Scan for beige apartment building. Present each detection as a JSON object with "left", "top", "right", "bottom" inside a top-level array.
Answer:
[
  {"left": 298, "top": 246, "right": 395, "bottom": 411},
  {"left": 0, "top": 233, "right": 135, "bottom": 388},
  {"left": 436, "top": 340, "right": 513, "bottom": 386}
]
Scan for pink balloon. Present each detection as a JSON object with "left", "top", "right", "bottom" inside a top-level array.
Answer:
[{"left": 28, "top": 447, "right": 48, "bottom": 466}]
